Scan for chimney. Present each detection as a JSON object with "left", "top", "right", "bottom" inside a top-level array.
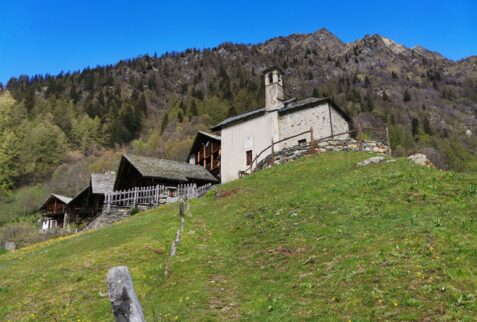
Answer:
[{"left": 264, "top": 67, "right": 284, "bottom": 110}]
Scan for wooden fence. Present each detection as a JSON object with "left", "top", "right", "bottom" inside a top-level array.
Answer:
[
  {"left": 104, "top": 183, "right": 214, "bottom": 212},
  {"left": 239, "top": 124, "right": 391, "bottom": 177}
]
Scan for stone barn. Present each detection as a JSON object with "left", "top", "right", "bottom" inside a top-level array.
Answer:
[
  {"left": 39, "top": 194, "right": 72, "bottom": 230},
  {"left": 211, "top": 67, "right": 352, "bottom": 182},
  {"left": 113, "top": 154, "right": 219, "bottom": 191}
]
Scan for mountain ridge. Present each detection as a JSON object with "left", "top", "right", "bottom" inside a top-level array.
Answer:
[{"left": 1, "top": 27, "right": 476, "bottom": 195}]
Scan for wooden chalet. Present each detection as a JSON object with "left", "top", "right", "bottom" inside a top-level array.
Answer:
[
  {"left": 39, "top": 194, "right": 72, "bottom": 230},
  {"left": 113, "top": 154, "right": 219, "bottom": 191},
  {"left": 188, "top": 131, "right": 221, "bottom": 180},
  {"left": 67, "top": 173, "right": 115, "bottom": 223}
]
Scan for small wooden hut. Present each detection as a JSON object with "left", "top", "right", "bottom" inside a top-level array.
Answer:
[
  {"left": 67, "top": 173, "right": 115, "bottom": 224},
  {"left": 39, "top": 194, "right": 72, "bottom": 230},
  {"left": 188, "top": 131, "right": 221, "bottom": 180},
  {"left": 113, "top": 154, "right": 219, "bottom": 191}
]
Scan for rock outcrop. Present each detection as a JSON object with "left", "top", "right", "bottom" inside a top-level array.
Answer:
[
  {"left": 357, "top": 156, "right": 386, "bottom": 166},
  {"left": 408, "top": 154, "right": 433, "bottom": 167}
]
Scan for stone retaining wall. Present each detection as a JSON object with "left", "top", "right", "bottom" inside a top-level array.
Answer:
[{"left": 256, "top": 138, "right": 389, "bottom": 171}]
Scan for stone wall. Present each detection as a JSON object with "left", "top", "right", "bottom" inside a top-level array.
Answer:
[
  {"left": 81, "top": 206, "right": 133, "bottom": 231},
  {"left": 256, "top": 138, "right": 389, "bottom": 171}
]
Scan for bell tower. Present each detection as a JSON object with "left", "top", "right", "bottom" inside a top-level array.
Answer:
[{"left": 264, "top": 67, "right": 284, "bottom": 111}]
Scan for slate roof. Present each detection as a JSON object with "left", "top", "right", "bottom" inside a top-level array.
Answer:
[
  {"left": 197, "top": 131, "right": 221, "bottom": 141},
  {"left": 123, "top": 154, "right": 218, "bottom": 183},
  {"left": 279, "top": 97, "right": 352, "bottom": 122},
  {"left": 210, "top": 108, "right": 266, "bottom": 131},
  {"left": 91, "top": 173, "right": 115, "bottom": 194},
  {"left": 39, "top": 194, "right": 72, "bottom": 210},
  {"left": 52, "top": 194, "right": 73, "bottom": 204},
  {"left": 210, "top": 97, "right": 351, "bottom": 131}
]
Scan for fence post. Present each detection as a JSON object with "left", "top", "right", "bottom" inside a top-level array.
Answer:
[
  {"left": 309, "top": 127, "right": 315, "bottom": 154},
  {"left": 270, "top": 139, "right": 275, "bottom": 167},
  {"left": 358, "top": 123, "right": 363, "bottom": 151},
  {"left": 154, "top": 185, "right": 159, "bottom": 206},
  {"left": 133, "top": 187, "right": 138, "bottom": 208},
  {"left": 107, "top": 192, "right": 111, "bottom": 214},
  {"left": 385, "top": 126, "right": 392, "bottom": 157}
]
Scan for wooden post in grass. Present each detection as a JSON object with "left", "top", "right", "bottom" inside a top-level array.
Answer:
[
  {"left": 358, "top": 123, "right": 363, "bottom": 151},
  {"left": 309, "top": 127, "right": 315, "bottom": 154},
  {"left": 385, "top": 126, "right": 392, "bottom": 157},
  {"left": 270, "top": 139, "right": 275, "bottom": 167}
]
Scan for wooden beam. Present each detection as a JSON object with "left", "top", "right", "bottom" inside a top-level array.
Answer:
[
  {"left": 386, "top": 126, "right": 392, "bottom": 157},
  {"left": 270, "top": 139, "right": 274, "bottom": 166},
  {"left": 211, "top": 142, "right": 214, "bottom": 170},
  {"left": 309, "top": 127, "right": 315, "bottom": 154}
]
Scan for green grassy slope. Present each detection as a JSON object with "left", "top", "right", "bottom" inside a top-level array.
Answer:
[{"left": 1, "top": 153, "right": 477, "bottom": 321}]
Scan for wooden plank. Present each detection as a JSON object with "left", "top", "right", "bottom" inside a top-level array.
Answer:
[{"left": 386, "top": 126, "right": 392, "bottom": 157}]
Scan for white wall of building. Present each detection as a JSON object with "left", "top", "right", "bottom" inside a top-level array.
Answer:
[
  {"left": 220, "top": 114, "right": 273, "bottom": 182},
  {"left": 220, "top": 102, "right": 350, "bottom": 182},
  {"left": 330, "top": 107, "right": 350, "bottom": 138}
]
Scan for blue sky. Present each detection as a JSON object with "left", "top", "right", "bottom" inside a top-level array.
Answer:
[{"left": 0, "top": 0, "right": 475, "bottom": 84}]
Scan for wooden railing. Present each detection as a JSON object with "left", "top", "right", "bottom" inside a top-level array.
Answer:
[
  {"left": 104, "top": 183, "right": 214, "bottom": 213},
  {"left": 238, "top": 125, "right": 391, "bottom": 177}
]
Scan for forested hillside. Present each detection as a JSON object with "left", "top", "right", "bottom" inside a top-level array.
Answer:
[{"left": 1, "top": 28, "right": 477, "bottom": 198}]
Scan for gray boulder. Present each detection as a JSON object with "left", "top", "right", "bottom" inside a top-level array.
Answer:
[
  {"left": 357, "top": 156, "right": 386, "bottom": 166},
  {"left": 408, "top": 153, "right": 431, "bottom": 166},
  {"left": 4, "top": 241, "right": 16, "bottom": 251},
  {"left": 107, "top": 266, "right": 145, "bottom": 322}
]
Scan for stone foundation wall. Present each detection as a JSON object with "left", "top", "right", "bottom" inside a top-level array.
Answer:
[
  {"left": 81, "top": 206, "right": 132, "bottom": 231},
  {"left": 256, "top": 138, "right": 389, "bottom": 171}
]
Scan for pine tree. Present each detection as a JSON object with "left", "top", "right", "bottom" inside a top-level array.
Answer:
[
  {"left": 138, "top": 94, "right": 148, "bottom": 115},
  {"left": 403, "top": 89, "right": 411, "bottom": 102},
  {"left": 227, "top": 105, "right": 238, "bottom": 117},
  {"left": 423, "top": 116, "right": 432, "bottom": 135},
  {"left": 177, "top": 111, "right": 184, "bottom": 122},
  {"left": 160, "top": 113, "right": 169, "bottom": 134},
  {"left": 0, "top": 131, "right": 22, "bottom": 193},
  {"left": 312, "top": 87, "right": 320, "bottom": 97},
  {"left": 148, "top": 74, "right": 157, "bottom": 89},
  {"left": 411, "top": 118, "right": 420, "bottom": 137},
  {"left": 190, "top": 100, "right": 198, "bottom": 116}
]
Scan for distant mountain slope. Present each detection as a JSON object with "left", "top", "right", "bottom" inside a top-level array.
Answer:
[
  {"left": 2, "top": 28, "right": 477, "bottom": 182},
  {"left": 1, "top": 153, "right": 477, "bottom": 320}
]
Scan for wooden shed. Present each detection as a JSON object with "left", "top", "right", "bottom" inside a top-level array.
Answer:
[
  {"left": 188, "top": 131, "right": 221, "bottom": 180},
  {"left": 67, "top": 173, "right": 115, "bottom": 224},
  {"left": 113, "top": 154, "right": 219, "bottom": 191},
  {"left": 39, "top": 194, "right": 72, "bottom": 230}
]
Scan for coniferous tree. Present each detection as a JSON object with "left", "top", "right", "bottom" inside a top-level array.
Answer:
[
  {"left": 423, "top": 116, "right": 432, "bottom": 135},
  {"left": 0, "top": 130, "right": 22, "bottom": 193},
  {"left": 190, "top": 100, "right": 198, "bottom": 116},
  {"left": 411, "top": 118, "right": 420, "bottom": 137},
  {"left": 312, "top": 87, "right": 320, "bottom": 97},
  {"left": 160, "top": 113, "right": 169, "bottom": 134},
  {"left": 138, "top": 94, "right": 148, "bottom": 115}
]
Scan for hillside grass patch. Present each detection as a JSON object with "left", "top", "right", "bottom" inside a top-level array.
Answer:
[{"left": 1, "top": 152, "right": 477, "bottom": 320}]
